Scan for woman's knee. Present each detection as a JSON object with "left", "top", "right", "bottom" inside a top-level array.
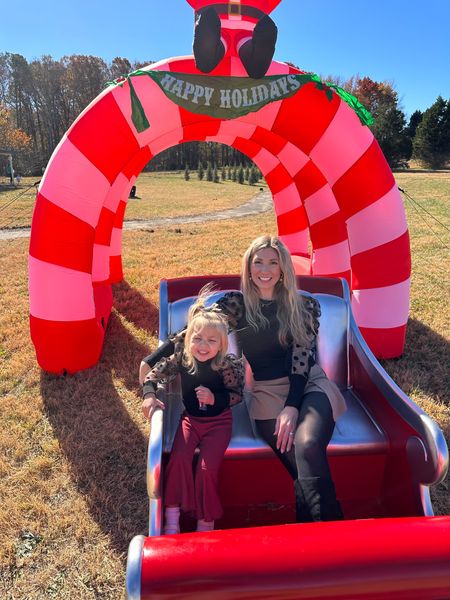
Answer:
[{"left": 294, "top": 436, "right": 326, "bottom": 463}]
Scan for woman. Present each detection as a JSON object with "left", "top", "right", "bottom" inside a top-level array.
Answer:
[{"left": 211, "top": 235, "right": 346, "bottom": 522}]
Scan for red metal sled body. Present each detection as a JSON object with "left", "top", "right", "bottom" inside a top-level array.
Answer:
[{"left": 126, "top": 275, "right": 449, "bottom": 599}]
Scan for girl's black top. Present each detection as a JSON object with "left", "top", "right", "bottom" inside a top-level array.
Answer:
[{"left": 142, "top": 346, "right": 243, "bottom": 418}]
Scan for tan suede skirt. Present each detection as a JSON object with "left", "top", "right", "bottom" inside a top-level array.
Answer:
[{"left": 249, "top": 364, "right": 347, "bottom": 422}]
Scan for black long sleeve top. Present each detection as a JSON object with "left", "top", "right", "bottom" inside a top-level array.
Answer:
[
  {"left": 142, "top": 343, "right": 244, "bottom": 417},
  {"left": 212, "top": 292, "right": 320, "bottom": 411}
]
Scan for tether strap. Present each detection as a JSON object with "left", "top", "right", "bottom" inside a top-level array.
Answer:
[{"left": 197, "top": 4, "right": 265, "bottom": 20}]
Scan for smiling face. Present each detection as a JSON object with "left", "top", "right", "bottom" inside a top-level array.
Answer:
[
  {"left": 189, "top": 325, "right": 222, "bottom": 362},
  {"left": 250, "top": 246, "right": 282, "bottom": 299}
]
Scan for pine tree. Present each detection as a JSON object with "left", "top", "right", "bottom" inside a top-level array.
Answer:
[
  {"left": 184, "top": 164, "right": 190, "bottom": 181},
  {"left": 245, "top": 166, "right": 250, "bottom": 181},
  {"left": 403, "top": 110, "right": 423, "bottom": 162},
  {"left": 374, "top": 106, "right": 410, "bottom": 168},
  {"left": 442, "top": 100, "right": 450, "bottom": 157},
  {"left": 406, "top": 110, "right": 423, "bottom": 139},
  {"left": 213, "top": 166, "right": 220, "bottom": 183},
  {"left": 232, "top": 166, "right": 237, "bottom": 182},
  {"left": 197, "top": 161, "right": 204, "bottom": 180},
  {"left": 227, "top": 165, "right": 232, "bottom": 180},
  {"left": 238, "top": 164, "right": 244, "bottom": 184},
  {"left": 221, "top": 164, "right": 226, "bottom": 180},
  {"left": 413, "top": 96, "right": 450, "bottom": 169},
  {"left": 206, "top": 161, "right": 213, "bottom": 181},
  {"left": 249, "top": 165, "right": 258, "bottom": 185}
]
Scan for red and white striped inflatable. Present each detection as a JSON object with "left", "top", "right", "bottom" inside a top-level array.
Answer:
[{"left": 28, "top": 3, "right": 410, "bottom": 374}]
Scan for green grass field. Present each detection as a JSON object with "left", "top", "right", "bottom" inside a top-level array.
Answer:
[{"left": 0, "top": 170, "right": 448, "bottom": 599}]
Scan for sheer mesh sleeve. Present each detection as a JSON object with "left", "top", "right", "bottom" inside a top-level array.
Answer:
[
  {"left": 142, "top": 354, "right": 180, "bottom": 397},
  {"left": 220, "top": 354, "right": 245, "bottom": 407},
  {"left": 142, "top": 330, "right": 185, "bottom": 398},
  {"left": 290, "top": 295, "right": 321, "bottom": 378},
  {"left": 210, "top": 291, "right": 245, "bottom": 330}
]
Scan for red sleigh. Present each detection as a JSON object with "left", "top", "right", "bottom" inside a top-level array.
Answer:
[{"left": 126, "top": 274, "right": 450, "bottom": 600}]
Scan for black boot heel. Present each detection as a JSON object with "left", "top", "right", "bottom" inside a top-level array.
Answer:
[{"left": 239, "top": 14, "right": 278, "bottom": 79}]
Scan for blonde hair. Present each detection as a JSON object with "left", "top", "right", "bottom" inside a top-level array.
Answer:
[
  {"left": 183, "top": 285, "right": 229, "bottom": 373},
  {"left": 241, "top": 235, "right": 313, "bottom": 347}
]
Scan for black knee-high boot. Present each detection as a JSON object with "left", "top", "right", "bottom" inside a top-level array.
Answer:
[
  {"left": 295, "top": 477, "right": 344, "bottom": 522},
  {"left": 193, "top": 8, "right": 225, "bottom": 73},
  {"left": 239, "top": 15, "right": 278, "bottom": 79},
  {"left": 295, "top": 480, "right": 313, "bottom": 523}
]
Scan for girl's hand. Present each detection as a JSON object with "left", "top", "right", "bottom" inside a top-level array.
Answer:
[
  {"left": 195, "top": 386, "right": 215, "bottom": 409},
  {"left": 139, "top": 360, "right": 151, "bottom": 385},
  {"left": 274, "top": 407, "right": 299, "bottom": 454},
  {"left": 141, "top": 393, "right": 165, "bottom": 420}
]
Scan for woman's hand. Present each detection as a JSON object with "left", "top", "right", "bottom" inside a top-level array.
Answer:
[
  {"left": 275, "top": 406, "right": 299, "bottom": 453},
  {"left": 195, "top": 386, "right": 215, "bottom": 409},
  {"left": 141, "top": 393, "right": 165, "bottom": 420}
]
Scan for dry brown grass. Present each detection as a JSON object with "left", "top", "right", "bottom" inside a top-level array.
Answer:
[
  {"left": 0, "top": 171, "right": 448, "bottom": 599},
  {"left": 0, "top": 177, "right": 40, "bottom": 230},
  {"left": 124, "top": 172, "right": 266, "bottom": 221},
  {"left": 0, "top": 172, "right": 267, "bottom": 229},
  {"left": 388, "top": 170, "right": 450, "bottom": 514}
]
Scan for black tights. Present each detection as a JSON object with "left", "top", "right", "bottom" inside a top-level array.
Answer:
[{"left": 255, "top": 391, "right": 335, "bottom": 481}]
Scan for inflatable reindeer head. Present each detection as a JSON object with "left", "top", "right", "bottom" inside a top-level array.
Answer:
[{"left": 187, "top": 0, "right": 281, "bottom": 78}]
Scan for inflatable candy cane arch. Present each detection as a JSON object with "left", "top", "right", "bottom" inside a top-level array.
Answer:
[{"left": 28, "top": 0, "right": 411, "bottom": 374}]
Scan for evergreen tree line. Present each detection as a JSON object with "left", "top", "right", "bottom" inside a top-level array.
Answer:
[
  {"left": 184, "top": 161, "right": 262, "bottom": 185},
  {"left": 148, "top": 140, "right": 254, "bottom": 176},
  {"left": 0, "top": 52, "right": 449, "bottom": 175}
]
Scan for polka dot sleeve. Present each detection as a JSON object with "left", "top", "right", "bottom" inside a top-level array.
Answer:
[{"left": 220, "top": 354, "right": 245, "bottom": 406}]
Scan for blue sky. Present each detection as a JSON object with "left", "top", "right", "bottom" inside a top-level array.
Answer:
[{"left": 4, "top": 0, "right": 450, "bottom": 118}]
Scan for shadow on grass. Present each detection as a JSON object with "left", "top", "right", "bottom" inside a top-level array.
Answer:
[
  {"left": 40, "top": 285, "right": 160, "bottom": 556},
  {"left": 113, "top": 279, "right": 159, "bottom": 335},
  {"left": 381, "top": 318, "right": 450, "bottom": 405}
]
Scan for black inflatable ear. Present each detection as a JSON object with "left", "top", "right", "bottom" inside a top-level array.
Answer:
[
  {"left": 239, "top": 15, "right": 278, "bottom": 79},
  {"left": 193, "top": 8, "right": 225, "bottom": 73}
]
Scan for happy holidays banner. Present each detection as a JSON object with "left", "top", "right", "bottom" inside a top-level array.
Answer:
[{"left": 108, "top": 70, "right": 373, "bottom": 132}]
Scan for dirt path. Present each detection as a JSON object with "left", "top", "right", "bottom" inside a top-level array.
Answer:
[{"left": 0, "top": 190, "right": 272, "bottom": 241}]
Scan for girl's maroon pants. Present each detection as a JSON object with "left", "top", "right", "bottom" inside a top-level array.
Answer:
[{"left": 164, "top": 409, "right": 232, "bottom": 521}]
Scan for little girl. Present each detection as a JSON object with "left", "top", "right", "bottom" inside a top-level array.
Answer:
[{"left": 141, "top": 291, "right": 244, "bottom": 535}]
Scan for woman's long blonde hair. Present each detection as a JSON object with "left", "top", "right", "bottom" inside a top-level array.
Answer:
[
  {"left": 241, "top": 235, "right": 313, "bottom": 347},
  {"left": 182, "top": 285, "right": 229, "bottom": 373}
]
